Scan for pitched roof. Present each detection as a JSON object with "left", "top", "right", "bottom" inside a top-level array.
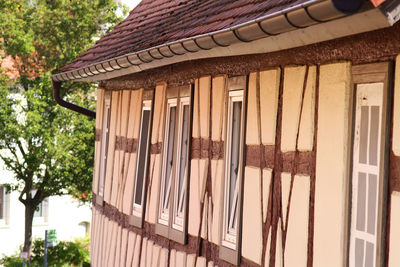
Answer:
[{"left": 60, "top": 0, "right": 311, "bottom": 72}]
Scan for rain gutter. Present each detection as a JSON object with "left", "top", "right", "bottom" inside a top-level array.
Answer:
[{"left": 51, "top": 0, "right": 366, "bottom": 117}]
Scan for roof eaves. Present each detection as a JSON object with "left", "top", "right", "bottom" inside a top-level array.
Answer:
[{"left": 51, "top": 0, "right": 365, "bottom": 82}]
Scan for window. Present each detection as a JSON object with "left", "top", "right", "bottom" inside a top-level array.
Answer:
[
  {"left": 130, "top": 97, "right": 153, "bottom": 228},
  {"left": 172, "top": 97, "right": 190, "bottom": 231},
  {"left": 220, "top": 76, "right": 247, "bottom": 266},
  {"left": 156, "top": 85, "right": 192, "bottom": 244},
  {"left": 32, "top": 189, "right": 49, "bottom": 224},
  {"left": 34, "top": 198, "right": 49, "bottom": 219},
  {"left": 0, "top": 185, "right": 10, "bottom": 226},
  {"left": 97, "top": 91, "right": 111, "bottom": 205},
  {"left": 349, "top": 63, "right": 391, "bottom": 267}
]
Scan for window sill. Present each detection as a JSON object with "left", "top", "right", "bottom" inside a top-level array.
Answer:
[{"left": 129, "top": 214, "right": 143, "bottom": 228}]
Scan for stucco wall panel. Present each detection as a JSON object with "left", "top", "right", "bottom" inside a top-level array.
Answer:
[
  {"left": 298, "top": 66, "right": 316, "bottom": 152},
  {"left": 389, "top": 192, "right": 400, "bottom": 267},
  {"left": 188, "top": 158, "right": 209, "bottom": 236},
  {"left": 242, "top": 166, "right": 263, "bottom": 265},
  {"left": 126, "top": 231, "right": 136, "bottom": 267},
  {"left": 201, "top": 192, "right": 208, "bottom": 239},
  {"left": 140, "top": 237, "right": 148, "bottom": 267},
  {"left": 151, "top": 244, "right": 161, "bottom": 267},
  {"left": 106, "top": 221, "right": 117, "bottom": 266},
  {"left": 120, "top": 228, "right": 128, "bottom": 267},
  {"left": 314, "top": 62, "right": 351, "bottom": 267},
  {"left": 93, "top": 88, "right": 105, "bottom": 195},
  {"left": 170, "top": 249, "right": 177, "bottom": 267},
  {"left": 263, "top": 169, "right": 272, "bottom": 223},
  {"left": 193, "top": 77, "right": 211, "bottom": 139},
  {"left": 210, "top": 159, "right": 224, "bottom": 245},
  {"left": 176, "top": 251, "right": 187, "bottom": 267},
  {"left": 122, "top": 89, "right": 143, "bottom": 213},
  {"left": 260, "top": 68, "right": 280, "bottom": 145},
  {"left": 151, "top": 83, "right": 167, "bottom": 144},
  {"left": 104, "top": 91, "right": 120, "bottom": 203},
  {"left": 146, "top": 154, "right": 162, "bottom": 224},
  {"left": 199, "top": 77, "right": 211, "bottom": 139},
  {"left": 246, "top": 72, "right": 260, "bottom": 145},
  {"left": 132, "top": 233, "right": 141, "bottom": 267},
  {"left": 196, "top": 256, "right": 206, "bottom": 267},
  {"left": 160, "top": 247, "right": 169, "bottom": 267},
  {"left": 111, "top": 91, "right": 124, "bottom": 206},
  {"left": 284, "top": 175, "right": 310, "bottom": 267},
  {"left": 281, "top": 66, "right": 307, "bottom": 152},
  {"left": 276, "top": 218, "right": 283, "bottom": 267},
  {"left": 211, "top": 76, "right": 226, "bottom": 142},
  {"left": 102, "top": 218, "right": 110, "bottom": 264},
  {"left": 122, "top": 153, "right": 138, "bottom": 214},
  {"left": 146, "top": 240, "right": 154, "bottom": 267},
  {"left": 187, "top": 253, "right": 197, "bottom": 267},
  {"left": 113, "top": 90, "right": 133, "bottom": 210},
  {"left": 114, "top": 225, "right": 122, "bottom": 267},
  {"left": 281, "top": 172, "right": 291, "bottom": 229},
  {"left": 393, "top": 56, "right": 400, "bottom": 156},
  {"left": 264, "top": 227, "right": 272, "bottom": 267}
]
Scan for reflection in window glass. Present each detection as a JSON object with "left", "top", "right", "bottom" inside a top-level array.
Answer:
[{"left": 134, "top": 109, "right": 151, "bottom": 206}]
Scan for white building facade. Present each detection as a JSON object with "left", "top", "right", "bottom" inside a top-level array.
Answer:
[{"left": 0, "top": 167, "right": 92, "bottom": 257}]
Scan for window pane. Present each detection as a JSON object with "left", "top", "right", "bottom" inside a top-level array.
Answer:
[
  {"left": 369, "top": 106, "right": 379, "bottom": 166},
  {"left": 355, "top": 238, "right": 364, "bottom": 267},
  {"left": 34, "top": 202, "right": 43, "bottom": 217},
  {"left": 367, "top": 174, "right": 377, "bottom": 235},
  {"left": 228, "top": 101, "right": 242, "bottom": 229},
  {"left": 99, "top": 105, "right": 111, "bottom": 197},
  {"left": 134, "top": 109, "right": 151, "bottom": 206},
  {"left": 0, "top": 186, "right": 3, "bottom": 220},
  {"left": 177, "top": 105, "right": 189, "bottom": 213},
  {"left": 365, "top": 241, "right": 374, "bottom": 267},
  {"left": 359, "top": 106, "right": 369, "bottom": 164},
  {"left": 163, "top": 106, "right": 176, "bottom": 209},
  {"left": 356, "top": 172, "right": 367, "bottom": 232}
]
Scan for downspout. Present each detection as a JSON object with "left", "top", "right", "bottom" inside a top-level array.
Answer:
[{"left": 52, "top": 81, "right": 96, "bottom": 118}]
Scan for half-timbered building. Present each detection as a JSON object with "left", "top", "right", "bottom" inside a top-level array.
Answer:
[{"left": 52, "top": 0, "right": 400, "bottom": 266}]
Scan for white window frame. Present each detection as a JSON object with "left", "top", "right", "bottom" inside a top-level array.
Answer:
[
  {"left": 219, "top": 76, "right": 247, "bottom": 266},
  {"left": 172, "top": 97, "right": 190, "bottom": 231},
  {"left": 32, "top": 190, "right": 49, "bottom": 225},
  {"left": 158, "top": 98, "right": 178, "bottom": 226},
  {"left": 0, "top": 185, "right": 10, "bottom": 227},
  {"left": 97, "top": 91, "right": 111, "bottom": 205},
  {"left": 131, "top": 100, "right": 152, "bottom": 221},
  {"left": 155, "top": 85, "right": 192, "bottom": 244},
  {"left": 222, "top": 90, "right": 244, "bottom": 250},
  {"left": 348, "top": 62, "right": 391, "bottom": 267}
]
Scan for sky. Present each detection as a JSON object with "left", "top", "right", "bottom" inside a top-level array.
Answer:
[{"left": 119, "top": 0, "right": 141, "bottom": 10}]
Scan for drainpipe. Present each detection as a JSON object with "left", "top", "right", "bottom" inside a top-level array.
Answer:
[{"left": 52, "top": 81, "right": 96, "bottom": 118}]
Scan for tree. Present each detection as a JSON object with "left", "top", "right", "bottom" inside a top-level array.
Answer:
[{"left": 0, "top": 0, "right": 128, "bottom": 253}]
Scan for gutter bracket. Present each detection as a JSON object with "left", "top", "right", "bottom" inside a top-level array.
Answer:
[{"left": 52, "top": 81, "right": 96, "bottom": 119}]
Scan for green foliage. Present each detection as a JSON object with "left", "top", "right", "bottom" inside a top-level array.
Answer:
[
  {"left": 0, "top": 238, "right": 90, "bottom": 267},
  {"left": 0, "top": 76, "right": 96, "bottom": 202},
  {"left": 0, "top": 0, "right": 128, "bottom": 251},
  {"left": 0, "top": 0, "right": 128, "bottom": 76}
]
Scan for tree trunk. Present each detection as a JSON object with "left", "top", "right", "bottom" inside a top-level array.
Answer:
[{"left": 22, "top": 203, "right": 35, "bottom": 253}]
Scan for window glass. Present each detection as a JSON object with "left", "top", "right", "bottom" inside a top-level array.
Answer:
[
  {"left": 173, "top": 102, "right": 189, "bottom": 230},
  {"left": 159, "top": 103, "right": 177, "bottom": 225},
  {"left": 134, "top": 108, "right": 151, "bottom": 206},
  {"left": 0, "top": 186, "right": 4, "bottom": 220},
  {"left": 98, "top": 93, "right": 111, "bottom": 198},
  {"left": 222, "top": 90, "right": 244, "bottom": 251}
]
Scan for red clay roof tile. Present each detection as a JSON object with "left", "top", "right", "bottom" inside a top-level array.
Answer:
[{"left": 60, "top": 0, "right": 309, "bottom": 72}]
